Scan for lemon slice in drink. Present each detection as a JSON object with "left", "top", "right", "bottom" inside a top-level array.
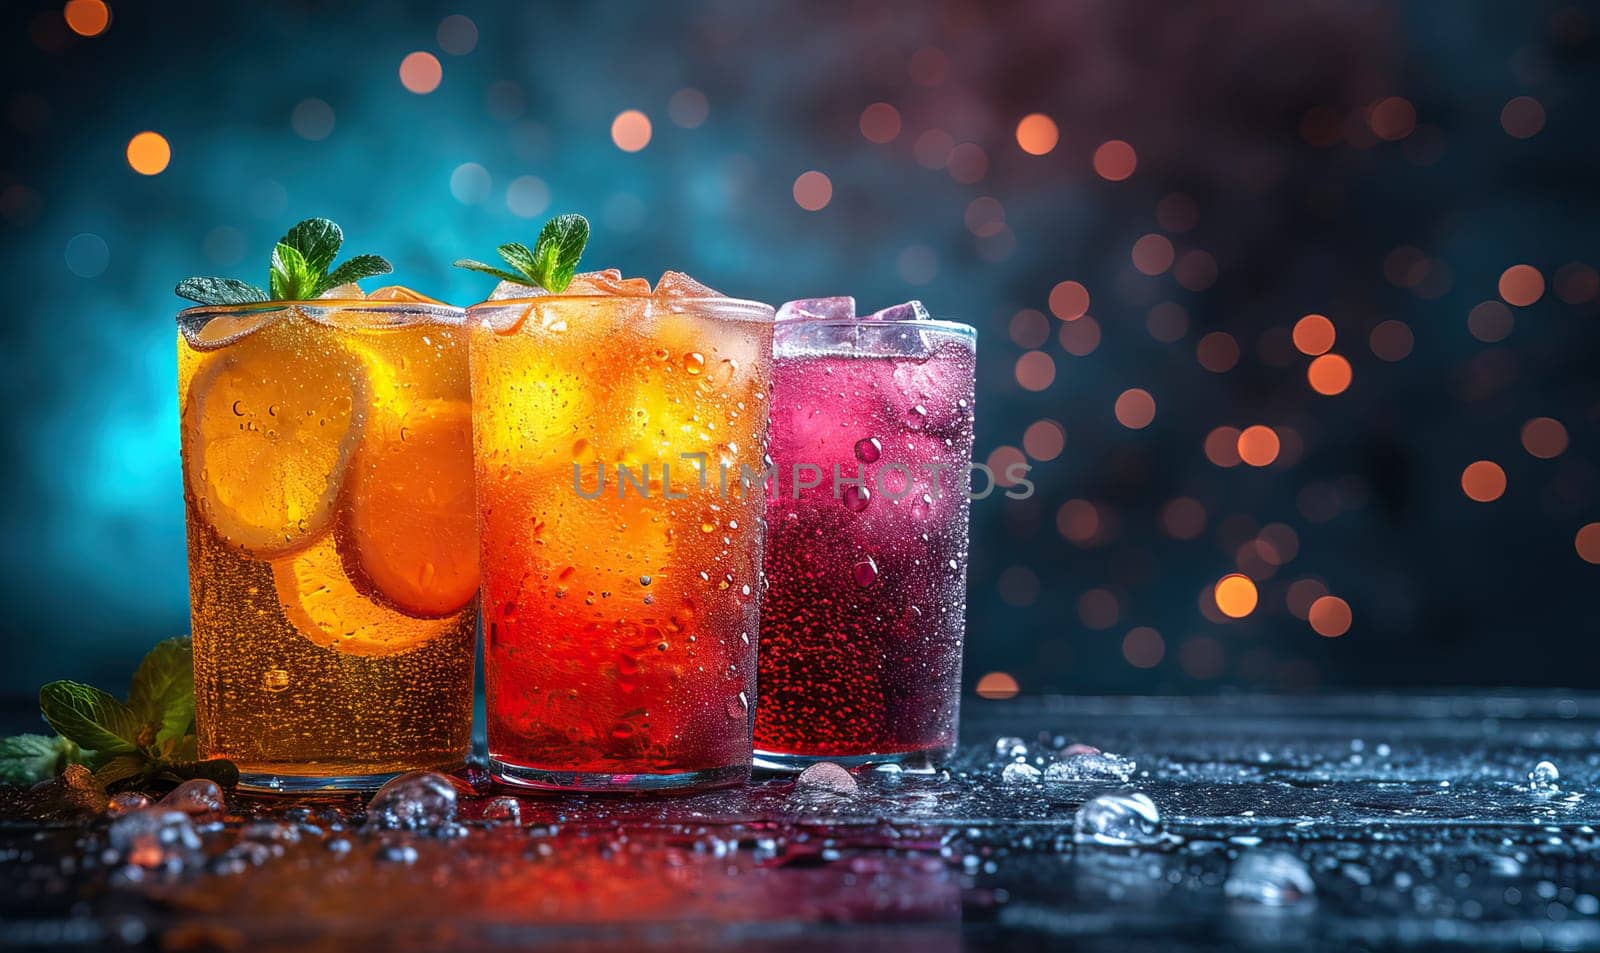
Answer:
[
  {"left": 273, "top": 535, "right": 453, "bottom": 657},
  {"left": 342, "top": 398, "right": 480, "bottom": 618},
  {"left": 181, "top": 316, "right": 366, "bottom": 557}
]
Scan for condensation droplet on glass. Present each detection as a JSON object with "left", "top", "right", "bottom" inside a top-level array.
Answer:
[
  {"left": 855, "top": 437, "right": 882, "bottom": 463},
  {"left": 683, "top": 352, "right": 705, "bottom": 375},
  {"left": 852, "top": 557, "right": 880, "bottom": 588},
  {"left": 842, "top": 484, "right": 871, "bottom": 512},
  {"left": 262, "top": 669, "right": 290, "bottom": 692}
]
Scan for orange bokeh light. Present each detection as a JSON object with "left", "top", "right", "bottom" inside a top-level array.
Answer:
[
  {"left": 1577, "top": 524, "right": 1600, "bottom": 565},
  {"left": 1461, "top": 461, "right": 1506, "bottom": 502},
  {"left": 1520, "top": 417, "right": 1568, "bottom": 459},
  {"left": 399, "top": 51, "right": 443, "bottom": 94},
  {"left": 1308, "top": 596, "right": 1352, "bottom": 637},
  {"left": 1132, "top": 233, "right": 1175, "bottom": 275},
  {"left": 1123, "top": 627, "right": 1164, "bottom": 668},
  {"left": 1048, "top": 280, "right": 1090, "bottom": 320},
  {"left": 611, "top": 109, "right": 652, "bottom": 152},
  {"left": 1370, "top": 320, "right": 1414, "bottom": 361},
  {"left": 1292, "top": 314, "right": 1336, "bottom": 355},
  {"left": 1214, "top": 573, "right": 1259, "bottom": 618},
  {"left": 792, "top": 171, "right": 832, "bottom": 211},
  {"left": 975, "top": 672, "right": 1020, "bottom": 699},
  {"left": 1196, "top": 331, "right": 1239, "bottom": 373},
  {"left": 1236, "top": 425, "right": 1280, "bottom": 467},
  {"left": 63, "top": 0, "right": 110, "bottom": 36},
  {"left": 1204, "top": 427, "right": 1243, "bottom": 467},
  {"left": 1015, "top": 113, "right": 1059, "bottom": 155},
  {"left": 1498, "top": 265, "right": 1545, "bottom": 306},
  {"left": 1307, "top": 353, "right": 1353, "bottom": 395},
  {"left": 1093, "top": 139, "right": 1137, "bottom": 181},
  {"left": 1369, "top": 96, "right": 1416, "bottom": 141},
  {"left": 1501, "top": 96, "right": 1546, "bottom": 139},
  {"left": 1114, "top": 388, "right": 1156, "bottom": 429},
  {"left": 1022, "top": 419, "right": 1065, "bottom": 461},
  {"left": 859, "top": 102, "right": 902, "bottom": 143},
  {"left": 126, "top": 132, "right": 171, "bottom": 175},
  {"left": 1015, "top": 351, "right": 1056, "bottom": 391}
]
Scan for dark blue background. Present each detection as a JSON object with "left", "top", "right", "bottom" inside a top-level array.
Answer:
[{"left": 2, "top": 0, "right": 1597, "bottom": 695}]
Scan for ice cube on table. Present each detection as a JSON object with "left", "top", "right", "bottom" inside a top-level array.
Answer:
[
  {"left": 318, "top": 282, "right": 364, "bottom": 299},
  {"left": 777, "top": 296, "right": 856, "bottom": 321},
  {"left": 364, "top": 770, "right": 459, "bottom": 831},
  {"left": 865, "top": 300, "right": 930, "bottom": 322},
  {"left": 654, "top": 270, "right": 722, "bottom": 299}
]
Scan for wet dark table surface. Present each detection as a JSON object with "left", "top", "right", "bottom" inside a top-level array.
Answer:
[{"left": 4, "top": 693, "right": 1600, "bottom": 952}]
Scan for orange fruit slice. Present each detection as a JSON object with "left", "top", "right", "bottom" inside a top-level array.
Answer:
[
  {"left": 273, "top": 535, "right": 454, "bottom": 656},
  {"left": 181, "top": 318, "right": 365, "bottom": 557},
  {"left": 343, "top": 398, "right": 479, "bottom": 617}
]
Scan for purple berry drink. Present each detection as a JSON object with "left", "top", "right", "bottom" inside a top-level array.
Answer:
[{"left": 755, "top": 298, "right": 977, "bottom": 769}]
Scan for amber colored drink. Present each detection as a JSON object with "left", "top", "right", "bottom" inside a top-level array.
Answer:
[
  {"left": 468, "top": 272, "right": 774, "bottom": 791},
  {"left": 179, "top": 291, "right": 478, "bottom": 792}
]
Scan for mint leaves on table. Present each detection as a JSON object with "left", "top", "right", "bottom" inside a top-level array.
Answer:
[
  {"left": 454, "top": 212, "right": 589, "bottom": 293},
  {"left": 0, "top": 637, "right": 236, "bottom": 789},
  {"left": 175, "top": 216, "right": 393, "bottom": 305}
]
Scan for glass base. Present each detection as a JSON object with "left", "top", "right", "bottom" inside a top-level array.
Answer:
[
  {"left": 489, "top": 757, "right": 748, "bottom": 793},
  {"left": 752, "top": 748, "right": 948, "bottom": 774},
  {"left": 236, "top": 760, "right": 466, "bottom": 795}
]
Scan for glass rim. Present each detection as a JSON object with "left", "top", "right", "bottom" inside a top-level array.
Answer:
[
  {"left": 775, "top": 317, "right": 977, "bottom": 338},
  {"left": 466, "top": 295, "right": 777, "bottom": 323},
  {"left": 176, "top": 299, "right": 465, "bottom": 322}
]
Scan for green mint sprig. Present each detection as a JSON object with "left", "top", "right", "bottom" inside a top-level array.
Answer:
[
  {"left": 175, "top": 216, "right": 393, "bottom": 305},
  {"left": 0, "top": 637, "right": 237, "bottom": 789},
  {"left": 454, "top": 213, "right": 589, "bottom": 293}
]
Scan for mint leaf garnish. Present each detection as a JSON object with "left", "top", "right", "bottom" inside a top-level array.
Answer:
[
  {"left": 129, "top": 637, "right": 194, "bottom": 749},
  {"left": 531, "top": 214, "right": 589, "bottom": 293},
  {"left": 39, "top": 681, "right": 140, "bottom": 756},
  {"left": 0, "top": 734, "right": 85, "bottom": 785},
  {"left": 175, "top": 277, "right": 269, "bottom": 306},
  {"left": 176, "top": 216, "right": 393, "bottom": 305},
  {"left": 280, "top": 218, "right": 343, "bottom": 274},
  {"left": 319, "top": 254, "right": 393, "bottom": 295},
  {"left": 4, "top": 640, "right": 236, "bottom": 791},
  {"left": 453, "top": 259, "right": 527, "bottom": 284},
  {"left": 454, "top": 212, "right": 590, "bottom": 293}
]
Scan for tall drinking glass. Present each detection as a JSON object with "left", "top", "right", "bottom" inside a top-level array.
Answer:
[
  {"left": 468, "top": 273, "right": 774, "bottom": 791},
  {"left": 179, "top": 292, "right": 479, "bottom": 792},
  {"left": 755, "top": 301, "right": 977, "bottom": 770}
]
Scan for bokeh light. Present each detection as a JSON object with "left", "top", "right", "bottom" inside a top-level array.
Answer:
[
  {"left": 1123, "top": 627, "right": 1164, "bottom": 668},
  {"left": 975, "top": 672, "right": 1019, "bottom": 700},
  {"left": 1114, "top": 388, "right": 1156, "bottom": 429},
  {"left": 1519, "top": 417, "right": 1568, "bottom": 459},
  {"left": 1307, "top": 353, "right": 1352, "bottom": 395},
  {"left": 1015, "top": 113, "right": 1059, "bottom": 155},
  {"left": 1498, "top": 265, "right": 1545, "bottom": 306},
  {"left": 1093, "top": 140, "right": 1137, "bottom": 181},
  {"left": 125, "top": 132, "right": 170, "bottom": 175},
  {"left": 1048, "top": 280, "right": 1090, "bottom": 320},
  {"left": 1501, "top": 96, "right": 1546, "bottom": 139},
  {"left": 668, "top": 88, "right": 710, "bottom": 129},
  {"left": 1022, "top": 419, "right": 1065, "bottom": 461},
  {"left": 792, "top": 171, "right": 832, "bottom": 211},
  {"left": 1369, "top": 320, "right": 1414, "bottom": 361},
  {"left": 436, "top": 14, "right": 478, "bottom": 55},
  {"left": 1008, "top": 308, "right": 1050, "bottom": 348},
  {"left": 859, "top": 102, "right": 901, "bottom": 143},
  {"left": 611, "top": 110, "right": 652, "bottom": 152},
  {"left": 1467, "top": 301, "right": 1515, "bottom": 342},
  {"left": 1369, "top": 96, "right": 1416, "bottom": 141},
  {"left": 1131, "top": 234, "right": 1174, "bottom": 275},
  {"left": 63, "top": 0, "right": 110, "bottom": 37},
  {"left": 1196, "top": 331, "right": 1239, "bottom": 373},
  {"left": 399, "top": 51, "right": 443, "bottom": 94},
  {"left": 1577, "top": 525, "right": 1600, "bottom": 565},
  {"left": 1308, "top": 596, "right": 1353, "bottom": 637},
  {"left": 1161, "top": 497, "right": 1207, "bottom": 540},
  {"left": 1015, "top": 351, "right": 1056, "bottom": 391},
  {"left": 1236, "top": 425, "right": 1280, "bottom": 467},
  {"left": 1292, "top": 314, "right": 1336, "bottom": 355},
  {"left": 1213, "top": 574, "right": 1259, "bottom": 618},
  {"left": 1204, "top": 427, "right": 1243, "bottom": 468},
  {"left": 1460, "top": 461, "right": 1507, "bottom": 503}
]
